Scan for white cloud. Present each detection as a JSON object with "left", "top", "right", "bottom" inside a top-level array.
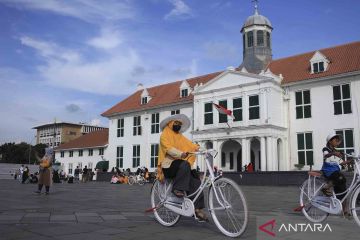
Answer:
[
  {"left": 20, "top": 36, "right": 80, "bottom": 63},
  {"left": 0, "top": 0, "right": 135, "bottom": 23},
  {"left": 19, "top": 35, "right": 198, "bottom": 96},
  {"left": 87, "top": 28, "right": 123, "bottom": 50},
  {"left": 164, "top": 0, "right": 193, "bottom": 20}
]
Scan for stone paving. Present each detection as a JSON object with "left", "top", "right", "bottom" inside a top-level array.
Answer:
[{"left": 0, "top": 179, "right": 359, "bottom": 240}]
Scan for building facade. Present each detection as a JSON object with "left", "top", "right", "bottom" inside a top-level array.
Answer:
[
  {"left": 33, "top": 122, "right": 107, "bottom": 147},
  {"left": 101, "top": 7, "right": 360, "bottom": 172},
  {"left": 54, "top": 129, "right": 108, "bottom": 175}
]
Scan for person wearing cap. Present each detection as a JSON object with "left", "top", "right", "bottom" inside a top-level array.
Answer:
[
  {"left": 321, "top": 133, "right": 352, "bottom": 216},
  {"left": 157, "top": 114, "right": 208, "bottom": 221},
  {"left": 35, "top": 148, "right": 53, "bottom": 195}
]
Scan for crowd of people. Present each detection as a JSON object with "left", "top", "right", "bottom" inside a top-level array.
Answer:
[{"left": 110, "top": 167, "right": 156, "bottom": 184}]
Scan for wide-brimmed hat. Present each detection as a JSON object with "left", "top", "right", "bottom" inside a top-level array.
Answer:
[
  {"left": 160, "top": 114, "right": 191, "bottom": 133},
  {"left": 326, "top": 133, "right": 342, "bottom": 143}
]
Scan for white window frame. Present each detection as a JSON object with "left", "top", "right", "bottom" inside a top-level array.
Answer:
[
  {"left": 117, "top": 118, "right": 124, "bottom": 137},
  {"left": 333, "top": 83, "right": 352, "bottom": 115},
  {"left": 296, "top": 132, "right": 313, "bottom": 166},
  {"left": 249, "top": 95, "right": 260, "bottom": 120},
  {"left": 133, "top": 116, "right": 142, "bottom": 136},
  {"left": 132, "top": 145, "right": 140, "bottom": 168},
  {"left": 116, "top": 146, "right": 123, "bottom": 168},
  {"left": 295, "top": 90, "right": 311, "bottom": 119},
  {"left": 151, "top": 144, "right": 159, "bottom": 168},
  {"left": 151, "top": 113, "right": 160, "bottom": 134}
]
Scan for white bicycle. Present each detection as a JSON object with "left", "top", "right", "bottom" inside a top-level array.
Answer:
[
  {"left": 149, "top": 149, "right": 248, "bottom": 238},
  {"left": 299, "top": 153, "right": 360, "bottom": 227},
  {"left": 128, "top": 174, "right": 146, "bottom": 186}
]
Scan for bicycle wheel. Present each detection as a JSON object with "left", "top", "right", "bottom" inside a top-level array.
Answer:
[
  {"left": 208, "top": 178, "right": 248, "bottom": 238},
  {"left": 150, "top": 180, "right": 180, "bottom": 227},
  {"left": 351, "top": 185, "right": 360, "bottom": 227},
  {"left": 128, "top": 176, "right": 135, "bottom": 185},
  {"left": 138, "top": 177, "right": 145, "bottom": 186},
  {"left": 299, "top": 177, "right": 328, "bottom": 222}
]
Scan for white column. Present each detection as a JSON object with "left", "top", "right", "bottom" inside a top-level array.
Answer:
[
  {"left": 214, "top": 140, "right": 220, "bottom": 169},
  {"left": 242, "top": 138, "right": 250, "bottom": 166},
  {"left": 266, "top": 136, "right": 273, "bottom": 171},
  {"left": 260, "top": 137, "right": 266, "bottom": 171},
  {"left": 261, "top": 89, "right": 268, "bottom": 124},
  {"left": 272, "top": 138, "right": 278, "bottom": 171}
]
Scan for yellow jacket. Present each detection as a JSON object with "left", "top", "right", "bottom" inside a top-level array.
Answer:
[{"left": 157, "top": 120, "right": 198, "bottom": 180}]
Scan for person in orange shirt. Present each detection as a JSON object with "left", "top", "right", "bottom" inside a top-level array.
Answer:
[{"left": 157, "top": 114, "right": 207, "bottom": 221}]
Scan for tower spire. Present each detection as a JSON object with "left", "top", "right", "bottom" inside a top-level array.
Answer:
[{"left": 252, "top": 0, "right": 259, "bottom": 15}]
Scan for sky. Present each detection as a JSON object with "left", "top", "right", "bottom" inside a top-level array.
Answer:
[{"left": 0, "top": 0, "right": 360, "bottom": 144}]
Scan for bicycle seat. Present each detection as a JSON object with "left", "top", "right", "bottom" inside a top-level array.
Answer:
[{"left": 308, "top": 171, "right": 322, "bottom": 177}]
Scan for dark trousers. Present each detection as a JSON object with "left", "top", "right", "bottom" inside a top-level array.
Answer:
[
  {"left": 327, "top": 171, "right": 347, "bottom": 199},
  {"left": 163, "top": 160, "right": 205, "bottom": 209}
]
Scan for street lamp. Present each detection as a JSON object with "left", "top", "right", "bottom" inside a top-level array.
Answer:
[{"left": 28, "top": 135, "right": 37, "bottom": 164}]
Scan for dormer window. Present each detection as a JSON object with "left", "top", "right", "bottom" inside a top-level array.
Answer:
[
  {"left": 310, "top": 51, "right": 329, "bottom": 74},
  {"left": 180, "top": 80, "right": 191, "bottom": 98},
  {"left": 181, "top": 89, "right": 188, "bottom": 98},
  {"left": 141, "top": 88, "right": 151, "bottom": 105}
]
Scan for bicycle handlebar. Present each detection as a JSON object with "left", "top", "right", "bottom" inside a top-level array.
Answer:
[{"left": 187, "top": 149, "right": 217, "bottom": 156}]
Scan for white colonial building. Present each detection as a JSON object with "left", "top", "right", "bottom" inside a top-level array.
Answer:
[
  {"left": 54, "top": 129, "right": 108, "bottom": 175},
  {"left": 99, "top": 7, "right": 360, "bottom": 173}
]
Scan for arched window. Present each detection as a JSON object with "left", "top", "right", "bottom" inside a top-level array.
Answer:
[
  {"left": 247, "top": 31, "right": 254, "bottom": 47},
  {"left": 266, "top": 32, "right": 271, "bottom": 47},
  {"left": 243, "top": 34, "right": 245, "bottom": 50},
  {"left": 257, "top": 30, "right": 264, "bottom": 46}
]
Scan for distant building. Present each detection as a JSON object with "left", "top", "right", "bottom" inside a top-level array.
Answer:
[
  {"left": 33, "top": 122, "right": 107, "bottom": 147},
  {"left": 54, "top": 129, "right": 108, "bottom": 175}
]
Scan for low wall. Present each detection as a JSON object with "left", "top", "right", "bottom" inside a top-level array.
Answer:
[{"left": 96, "top": 171, "right": 354, "bottom": 186}]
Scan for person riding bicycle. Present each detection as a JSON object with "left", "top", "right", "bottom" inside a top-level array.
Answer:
[
  {"left": 321, "top": 133, "right": 352, "bottom": 215},
  {"left": 157, "top": 114, "right": 208, "bottom": 221}
]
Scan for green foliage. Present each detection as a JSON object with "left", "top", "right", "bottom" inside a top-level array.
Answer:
[{"left": 0, "top": 142, "right": 47, "bottom": 164}]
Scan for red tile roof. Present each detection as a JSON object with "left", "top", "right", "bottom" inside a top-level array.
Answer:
[
  {"left": 101, "top": 72, "right": 222, "bottom": 117},
  {"left": 55, "top": 129, "right": 108, "bottom": 151},
  {"left": 103, "top": 41, "right": 360, "bottom": 117},
  {"left": 268, "top": 41, "right": 360, "bottom": 84}
]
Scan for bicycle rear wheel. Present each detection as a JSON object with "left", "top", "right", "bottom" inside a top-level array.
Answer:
[
  {"left": 208, "top": 178, "right": 248, "bottom": 238},
  {"left": 351, "top": 185, "right": 360, "bottom": 227},
  {"left": 150, "top": 180, "right": 180, "bottom": 227},
  {"left": 299, "top": 177, "right": 329, "bottom": 222}
]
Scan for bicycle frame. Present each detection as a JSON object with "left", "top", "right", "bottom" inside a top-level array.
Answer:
[
  {"left": 302, "top": 154, "right": 360, "bottom": 212},
  {"left": 162, "top": 149, "right": 229, "bottom": 213}
]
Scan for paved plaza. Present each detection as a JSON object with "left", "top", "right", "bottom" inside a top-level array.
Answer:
[{"left": 0, "top": 179, "right": 359, "bottom": 240}]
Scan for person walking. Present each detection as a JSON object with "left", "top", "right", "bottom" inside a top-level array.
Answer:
[{"left": 35, "top": 148, "right": 53, "bottom": 195}]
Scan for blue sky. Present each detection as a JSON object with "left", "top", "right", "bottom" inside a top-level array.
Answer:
[{"left": 0, "top": 0, "right": 359, "bottom": 144}]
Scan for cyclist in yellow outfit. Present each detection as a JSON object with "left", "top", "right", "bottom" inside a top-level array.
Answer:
[{"left": 157, "top": 114, "right": 208, "bottom": 221}]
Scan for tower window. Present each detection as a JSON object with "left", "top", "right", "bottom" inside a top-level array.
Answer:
[
  {"left": 247, "top": 31, "right": 254, "bottom": 47},
  {"left": 257, "top": 30, "right": 264, "bottom": 46},
  {"left": 266, "top": 32, "right": 271, "bottom": 47}
]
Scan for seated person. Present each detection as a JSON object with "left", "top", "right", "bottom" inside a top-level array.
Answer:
[
  {"left": 157, "top": 114, "right": 208, "bottom": 222},
  {"left": 321, "top": 133, "right": 351, "bottom": 215}
]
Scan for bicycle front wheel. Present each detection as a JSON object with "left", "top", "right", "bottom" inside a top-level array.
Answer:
[
  {"left": 351, "top": 184, "right": 360, "bottom": 227},
  {"left": 150, "top": 180, "right": 180, "bottom": 227},
  {"left": 299, "top": 177, "right": 328, "bottom": 222},
  {"left": 138, "top": 177, "right": 145, "bottom": 186},
  {"left": 208, "top": 178, "right": 248, "bottom": 238}
]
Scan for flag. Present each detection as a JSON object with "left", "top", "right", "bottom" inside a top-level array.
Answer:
[{"left": 213, "top": 103, "right": 234, "bottom": 119}]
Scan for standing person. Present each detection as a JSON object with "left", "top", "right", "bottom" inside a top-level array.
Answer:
[
  {"left": 157, "top": 114, "right": 207, "bottom": 221},
  {"left": 35, "top": 148, "right": 53, "bottom": 194},
  {"left": 22, "top": 166, "right": 29, "bottom": 183},
  {"left": 82, "top": 166, "right": 88, "bottom": 182},
  {"left": 74, "top": 166, "right": 80, "bottom": 181}
]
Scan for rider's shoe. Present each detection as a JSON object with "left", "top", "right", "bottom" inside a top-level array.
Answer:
[
  {"left": 321, "top": 187, "right": 333, "bottom": 197},
  {"left": 195, "top": 209, "right": 209, "bottom": 222},
  {"left": 172, "top": 189, "right": 185, "bottom": 198},
  {"left": 343, "top": 211, "right": 352, "bottom": 220}
]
